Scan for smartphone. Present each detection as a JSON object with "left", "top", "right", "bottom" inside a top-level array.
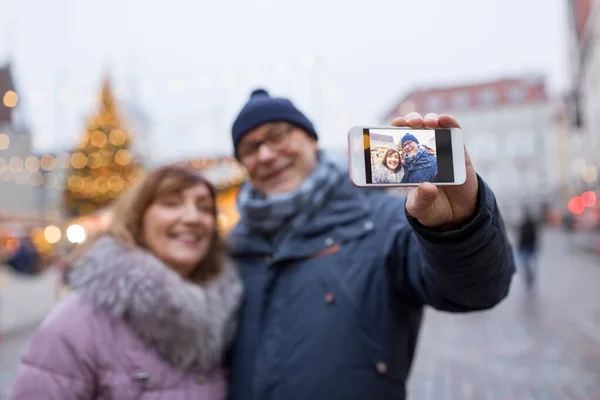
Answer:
[{"left": 347, "top": 125, "right": 466, "bottom": 187}]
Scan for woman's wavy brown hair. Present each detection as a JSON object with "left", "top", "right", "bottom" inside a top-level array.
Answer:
[{"left": 67, "top": 164, "right": 226, "bottom": 284}]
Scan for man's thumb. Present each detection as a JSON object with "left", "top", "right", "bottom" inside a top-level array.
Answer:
[{"left": 406, "top": 183, "right": 438, "bottom": 221}]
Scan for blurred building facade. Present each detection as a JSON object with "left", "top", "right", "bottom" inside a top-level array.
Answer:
[
  {"left": 567, "top": 0, "right": 600, "bottom": 191},
  {"left": 0, "top": 64, "right": 39, "bottom": 217},
  {"left": 381, "top": 75, "right": 558, "bottom": 225}
]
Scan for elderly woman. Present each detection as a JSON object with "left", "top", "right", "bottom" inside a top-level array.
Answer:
[
  {"left": 10, "top": 164, "right": 242, "bottom": 400},
  {"left": 372, "top": 148, "right": 404, "bottom": 184}
]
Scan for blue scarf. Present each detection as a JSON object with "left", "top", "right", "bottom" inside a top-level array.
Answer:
[
  {"left": 403, "top": 145, "right": 426, "bottom": 168},
  {"left": 237, "top": 150, "right": 346, "bottom": 237}
]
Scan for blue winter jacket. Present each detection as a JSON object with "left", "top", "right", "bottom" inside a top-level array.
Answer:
[
  {"left": 402, "top": 149, "right": 438, "bottom": 184},
  {"left": 227, "top": 175, "right": 514, "bottom": 400}
]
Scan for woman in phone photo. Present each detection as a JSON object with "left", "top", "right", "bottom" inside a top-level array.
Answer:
[
  {"left": 372, "top": 148, "right": 404, "bottom": 183},
  {"left": 10, "top": 164, "right": 242, "bottom": 400}
]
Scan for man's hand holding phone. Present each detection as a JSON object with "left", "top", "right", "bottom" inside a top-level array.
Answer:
[{"left": 391, "top": 112, "right": 478, "bottom": 231}]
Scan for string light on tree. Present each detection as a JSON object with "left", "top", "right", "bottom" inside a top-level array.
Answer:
[
  {"left": 40, "top": 154, "right": 57, "bottom": 171},
  {"left": 3, "top": 90, "right": 18, "bottom": 107}
]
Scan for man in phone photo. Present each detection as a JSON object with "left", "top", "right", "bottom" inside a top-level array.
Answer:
[
  {"left": 225, "top": 88, "right": 515, "bottom": 400},
  {"left": 400, "top": 133, "right": 438, "bottom": 184}
]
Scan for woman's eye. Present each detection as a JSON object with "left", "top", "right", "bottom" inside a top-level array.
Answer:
[
  {"left": 160, "top": 197, "right": 180, "bottom": 206},
  {"left": 198, "top": 205, "right": 214, "bottom": 213}
]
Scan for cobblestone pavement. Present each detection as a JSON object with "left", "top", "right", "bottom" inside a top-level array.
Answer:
[
  {"left": 0, "top": 327, "right": 35, "bottom": 400},
  {"left": 407, "top": 228, "right": 600, "bottom": 399},
  {"left": 0, "top": 267, "right": 58, "bottom": 400}
]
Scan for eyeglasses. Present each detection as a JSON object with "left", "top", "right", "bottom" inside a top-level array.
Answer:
[{"left": 237, "top": 125, "right": 294, "bottom": 161}]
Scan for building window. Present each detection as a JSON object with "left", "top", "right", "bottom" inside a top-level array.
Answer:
[
  {"left": 451, "top": 92, "right": 470, "bottom": 110},
  {"left": 508, "top": 86, "right": 526, "bottom": 103},
  {"left": 425, "top": 95, "right": 444, "bottom": 112},
  {"left": 479, "top": 88, "right": 497, "bottom": 107}
]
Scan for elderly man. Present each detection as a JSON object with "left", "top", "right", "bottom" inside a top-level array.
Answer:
[
  {"left": 400, "top": 133, "right": 438, "bottom": 184},
  {"left": 226, "top": 88, "right": 515, "bottom": 400}
]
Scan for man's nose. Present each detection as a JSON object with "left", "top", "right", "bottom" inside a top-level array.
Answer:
[{"left": 257, "top": 143, "right": 277, "bottom": 162}]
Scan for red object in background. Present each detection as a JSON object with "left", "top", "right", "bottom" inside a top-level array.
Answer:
[
  {"left": 568, "top": 196, "right": 586, "bottom": 215},
  {"left": 582, "top": 191, "right": 597, "bottom": 208}
]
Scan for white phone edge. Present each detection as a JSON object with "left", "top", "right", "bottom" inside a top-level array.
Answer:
[{"left": 347, "top": 125, "right": 467, "bottom": 187}]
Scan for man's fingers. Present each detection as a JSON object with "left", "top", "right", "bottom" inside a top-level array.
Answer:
[
  {"left": 390, "top": 117, "right": 408, "bottom": 127},
  {"left": 423, "top": 113, "right": 440, "bottom": 129},
  {"left": 439, "top": 114, "right": 461, "bottom": 128}
]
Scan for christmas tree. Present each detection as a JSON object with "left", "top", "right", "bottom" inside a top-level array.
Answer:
[{"left": 62, "top": 76, "right": 141, "bottom": 217}]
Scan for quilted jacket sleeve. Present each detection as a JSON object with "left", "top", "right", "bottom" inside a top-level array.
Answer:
[
  {"left": 10, "top": 294, "right": 98, "bottom": 400},
  {"left": 388, "top": 175, "right": 515, "bottom": 311}
]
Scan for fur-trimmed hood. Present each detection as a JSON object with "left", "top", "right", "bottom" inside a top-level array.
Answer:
[{"left": 68, "top": 235, "right": 242, "bottom": 375}]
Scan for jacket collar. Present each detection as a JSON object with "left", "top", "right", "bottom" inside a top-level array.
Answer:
[
  {"left": 68, "top": 235, "right": 242, "bottom": 375},
  {"left": 229, "top": 178, "right": 380, "bottom": 262}
]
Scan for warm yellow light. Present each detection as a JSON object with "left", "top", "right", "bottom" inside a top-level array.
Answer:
[
  {"left": 0, "top": 133, "right": 9, "bottom": 150},
  {"left": 66, "top": 224, "right": 86, "bottom": 244},
  {"left": 91, "top": 130, "right": 108, "bottom": 147},
  {"left": 87, "top": 152, "right": 103, "bottom": 169},
  {"left": 71, "top": 152, "right": 87, "bottom": 169},
  {"left": 115, "top": 149, "right": 132, "bottom": 166},
  {"left": 83, "top": 176, "right": 97, "bottom": 193},
  {"left": 68, "top": 176, "right": 83, "bottom": 191},
  {"left": 97, "top": 176, "right": 108, "bottom": 193},
  {"left": 44, "top": 225, "right": 62, "bottom": 244},
  {"left": 40, "top": 154, "right": 56, "bottom": 171},
  {"left": 218, "top": 213, "right": 229, "bottom": 228},
  {"left": 77, "top": 134, "right": 89, "bottom": 149},
  {"left": 8, "top": 156, "right": 23, "bottom": 172},
  {"left": 25, "top": 156, "right": 40, "bottom": 172},
  {"left": 109, "top": 129, "right": 126, "bottom": 146},
  {"left": 3, "top": 90, "right": 18, "bottom": 108},
  {"left": 108, "top": 175, "right": 124, "bottom": 192}
]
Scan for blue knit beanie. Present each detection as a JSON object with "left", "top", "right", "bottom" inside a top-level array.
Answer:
[
  {"left": 231, "top": 88, "right": 318, "bottom": 153},
  {"left": 401, "top": 133, "right": 419, "bottom": 146}
]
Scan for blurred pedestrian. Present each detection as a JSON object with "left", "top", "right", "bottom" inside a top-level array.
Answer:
[
  {"left": 518, "top": 206, "right": 540, "bottom": 291},
  {"left": 5, "top": 234, "right": 41, "bottom": 276},
  {"left": 225, "top": 88, "right": 515, "bottom": 400},
  {"left": 11, "top": 165, "right": 242, "bottom": 400}
]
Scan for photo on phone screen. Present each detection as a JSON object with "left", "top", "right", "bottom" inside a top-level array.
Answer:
[{"left": 364, "top": 128, "right": 455, "bottom": 185}]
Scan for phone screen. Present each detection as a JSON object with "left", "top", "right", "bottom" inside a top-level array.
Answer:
[{"left": 363, "top": 128, "right": 455, "bottom": 185}]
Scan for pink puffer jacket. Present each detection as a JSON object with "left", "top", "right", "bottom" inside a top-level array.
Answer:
[{"left": 10, "top": 236, "right": 242, "bottom": 400}]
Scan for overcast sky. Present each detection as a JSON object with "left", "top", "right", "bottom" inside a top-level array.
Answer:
[{"left": 0, "top": 0, "right": 571, "bottom": 162}]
